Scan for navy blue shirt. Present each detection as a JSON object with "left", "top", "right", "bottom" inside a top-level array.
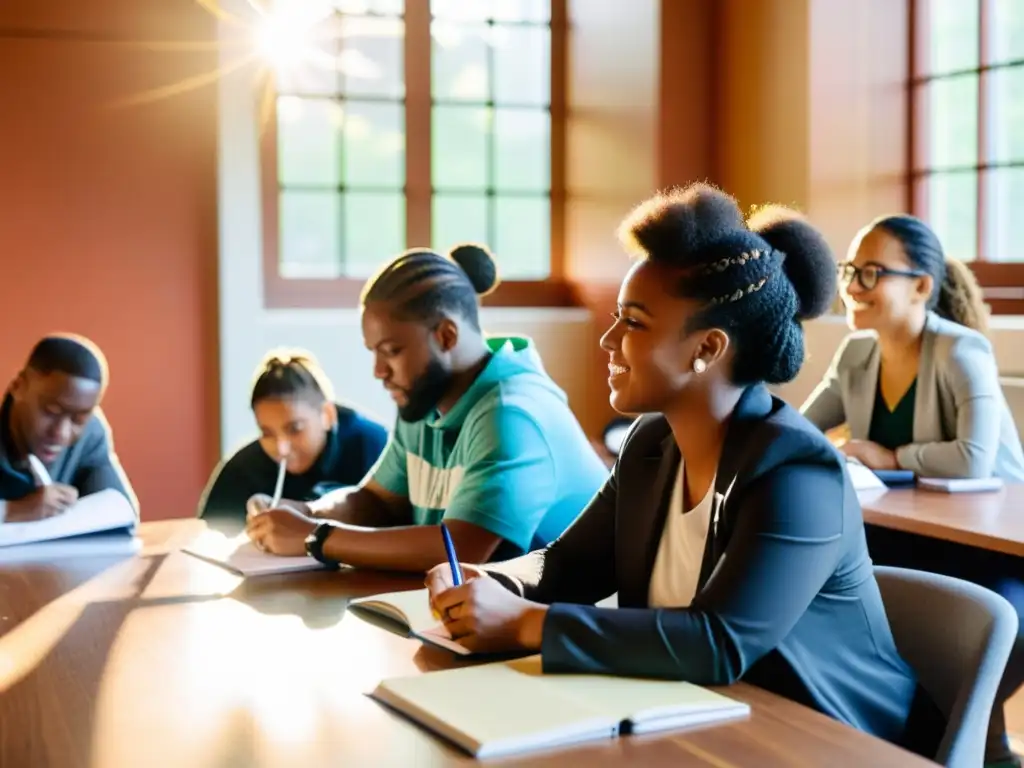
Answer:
[{"left": 198, "top": 404, "right": 387, "bottom": 528}]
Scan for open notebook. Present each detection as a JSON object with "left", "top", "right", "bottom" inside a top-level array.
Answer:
[
  {"left": 0, "top": 489, "right": 136, "bottom": 549},
  {"left": 349, "top": 588, "right": 470, "bottom": 656},
  {"left": 182, "top": 530, "right": 327, "bottom": 577},
  {"left": 371, "top": 655, "right": 750, "bottom": 759}
]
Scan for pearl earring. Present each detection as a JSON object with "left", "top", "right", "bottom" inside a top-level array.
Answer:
[{"left": 693, "top": 358, "right": 707, "bottom": 374}]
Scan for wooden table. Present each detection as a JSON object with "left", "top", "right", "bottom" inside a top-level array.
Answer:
[
  {"left": 0, "top": 520, "right": 935, "bottom": 767},
  {"left": 860, "top": 486, "right": 1024, "bottom": 557}
]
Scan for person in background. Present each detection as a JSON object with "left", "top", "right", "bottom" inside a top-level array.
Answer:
[
  {"left": 425, "top": 186, "right": 943, "bottom": 758},
  {"left": 0, "top": 334, "right": 137, "bottom": 522},
  {"left": 801, "top": 214, "right": 1024, "bottom": 768},
  {"left": 198, "top": 350, "right": 387, "bottom": 530},
  {"left": 246, "top": 244, "right": 607, "bottom": 572}
]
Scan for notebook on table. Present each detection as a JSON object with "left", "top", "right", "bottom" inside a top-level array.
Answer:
[
  {"left": 349, "top": 588, "right": 470, "bottom": 656},
  {"left": 917, "top": 476, "right": 1004, "bottom": 493},
  {"left": 0, "top": 489, "right": 137, "bottom": 549},
  {"left": 182, "top": 530, "right": 328, "bottom": 577},
  {"left": 370, "top": 655, "right": 751, "bottom": 759}
]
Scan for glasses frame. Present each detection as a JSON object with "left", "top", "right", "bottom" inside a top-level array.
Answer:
[{"left": 837, "top": 261, "right": 928, "bottom": 291}]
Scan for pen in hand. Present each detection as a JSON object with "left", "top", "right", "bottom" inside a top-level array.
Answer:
[
  {"left": 270, "top": 457, "right": 287, "bottom": 509},
  {"left": 440, "top": 522, "right": 463, "bottom": 586}
]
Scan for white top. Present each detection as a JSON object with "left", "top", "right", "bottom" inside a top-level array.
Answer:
[{"left": 648, "top": 464, "right": 716, "bottom": 608}]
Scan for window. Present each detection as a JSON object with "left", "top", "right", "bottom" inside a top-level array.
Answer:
[
  {"left": 912, "top": 0, "right": 1024, "bottom": 310},
  {"left": 261, "top": 0, "right": 567, "bottom": 308}
]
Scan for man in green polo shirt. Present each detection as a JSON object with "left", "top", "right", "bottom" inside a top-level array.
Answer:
[{"left": 246, "top": 245, "right": 607, "bottom": 572}]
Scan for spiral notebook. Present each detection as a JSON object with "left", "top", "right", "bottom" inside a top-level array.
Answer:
[{"left": 370, "top": 655, "right": 750, "bottom": 759}]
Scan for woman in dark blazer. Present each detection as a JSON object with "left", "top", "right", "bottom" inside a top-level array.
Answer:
[{"left": 426, "top": 184, "right": 937, "bottom": 756}]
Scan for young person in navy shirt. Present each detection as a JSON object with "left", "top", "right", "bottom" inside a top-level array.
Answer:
[{"left": 198, "top": 351, "right": 387, "bottom": 529}]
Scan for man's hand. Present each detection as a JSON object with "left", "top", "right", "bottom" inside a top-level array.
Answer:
[
  {"left": 245, "top": 506, "right": 317, "bottom": 556},
  {"left": 841, "top": 439, "right": 899, "bottom": 471},
  {"left": 5, "top": 484, "right": 79, "bottom": 523},
  {"left": 245, "top": 494, "right": 311, "bottom": 521}
]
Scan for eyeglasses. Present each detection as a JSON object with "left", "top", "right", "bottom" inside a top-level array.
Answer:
[{"left": 837, "top": 261, "right": 927, "bottom": 291}]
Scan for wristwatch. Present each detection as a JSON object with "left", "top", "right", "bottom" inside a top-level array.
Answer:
[{"left": 304, "top": 521, "right": 342, "bottom": 570}]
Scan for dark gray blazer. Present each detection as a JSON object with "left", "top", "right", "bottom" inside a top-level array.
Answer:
[
  {"left": 487, "top": 385, "right": 923, "bottom": 747},
  {"left": 802, "top": 311, "right": 1024, "bottom": 480}
]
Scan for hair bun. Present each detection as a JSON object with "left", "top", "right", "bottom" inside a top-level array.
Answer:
[
  {"left": 449, "top": 243, "right": 500, "bottom": 296},
  {"left": 746, "top": 205, "right": 836, "bottom": 321}
]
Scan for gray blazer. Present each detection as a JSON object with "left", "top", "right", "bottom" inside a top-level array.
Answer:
[{"left": 801, "top": 312, "right": 1024, "bottom": 481}]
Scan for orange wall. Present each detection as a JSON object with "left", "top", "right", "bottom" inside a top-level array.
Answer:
[{"left": 0, "top": 0, "right": 219, "bottom": 520}]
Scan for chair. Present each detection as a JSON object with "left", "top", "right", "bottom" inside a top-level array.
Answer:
[{"left": 875, "top": 566, "right": 1019, "bottom": 768}]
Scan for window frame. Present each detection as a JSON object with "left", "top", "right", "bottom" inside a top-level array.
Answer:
[
  {"left": 910, "top": 0, "right": 1024, "bottom": 314},
  {"left": 261, "top": 0, "right": 570, "bottom": 309}
]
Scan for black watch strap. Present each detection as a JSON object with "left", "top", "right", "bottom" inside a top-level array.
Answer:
[{"left": 305, "top": 521, "right": 342, "bottom": 570}]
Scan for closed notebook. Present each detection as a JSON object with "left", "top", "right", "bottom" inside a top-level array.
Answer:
[
  {"left": 370, "top": 655, "right": 750, "bottom": 759},
  {"left": 348, "top": 588, "right": 470, "bottom": 656},
  {"left": 182, "top": 530, "right": 327, "bottom": 577},
  {"left": 918, "top": 476, "right": 1005, "bottom": 493}
]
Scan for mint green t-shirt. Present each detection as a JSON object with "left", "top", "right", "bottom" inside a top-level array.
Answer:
[{"left": 370, "top": 337, "right": 607, "bottom": 556}]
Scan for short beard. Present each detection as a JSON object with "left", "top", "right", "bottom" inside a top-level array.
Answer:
[{"left": 397, "top": 357, "right": 452, "bottom": 423}]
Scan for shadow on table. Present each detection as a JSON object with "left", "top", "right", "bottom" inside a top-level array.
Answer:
[
  {"left": 225, "top": 568, "right": 424, "bottom": 630},
  {"left": 0, "top": 554, "right": 229, "bottom": 767}
]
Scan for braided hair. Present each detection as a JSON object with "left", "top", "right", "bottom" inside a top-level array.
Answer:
[
  {"left": 249, "top": 350, "right": 334, "bottom": 408},
  {"left": 360, "top": 244, "right": 500, "bottom": 331},
  {"left": 618, "top": 183, "right": 837, "bottom": 385}
]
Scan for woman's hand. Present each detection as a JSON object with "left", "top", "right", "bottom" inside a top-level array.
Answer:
[
  {"left": 840, "top": 439, "right": 898, "bottom": 470},
  {"left": 430, "top": 574, "right": 548, "bottom": 654}
]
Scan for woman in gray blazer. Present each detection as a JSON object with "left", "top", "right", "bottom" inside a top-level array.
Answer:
[{"left": 802, "top": 214, "right": 1024, "bottom": 768}]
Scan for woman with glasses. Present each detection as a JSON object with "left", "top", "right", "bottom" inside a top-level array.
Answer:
[{"left": 802, "top": 214, "right": 1024, "bottom": 768}]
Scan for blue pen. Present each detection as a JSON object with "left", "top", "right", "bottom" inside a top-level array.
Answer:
[{"left": 440, "top": 522, "right": 464, "bottom": 586}]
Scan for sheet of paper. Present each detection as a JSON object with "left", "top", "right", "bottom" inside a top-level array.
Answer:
[
  {"left": 0, "top": 489, "right": 135, "bottom": 548},
  {"left": 845, "top": 459, "right": 886, "bottom": 491},
  {"left": 182, "top": 530, "right": 324, "bottom": 576}
]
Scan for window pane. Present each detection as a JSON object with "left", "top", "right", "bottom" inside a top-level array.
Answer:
[
  {"left": 992, "top": 0, "right": 1024, "bottom": 62},
  {"left": 493, "top": 24, "right": 549, "bottom": 105},
  {"left": 433, "top": 105, "right": 490, "bottom": 189},
  {"left": 493, "top": 196, "right": 550, "bottom": 279},
  {"left": 343, "top": 192, "right": 405, "bottom": 277},
  {"left": 432, "top": 0, "right": 550, "bottom": 22},
  {"left": 925, "top": 171, "right": 978, "bottom": 261},
  {"left": 926, "top": 0, "right": 979, "bottom": 76},
  {"left": 923, "top": 75, "right": 978, "bottom": 169},
  {"left": 494, "top": 108, "right": 549, "bottom": 191},
  {"left": 342, "top": 100, "right": 404, "bottom": 187},
  {"left": 989, "top": 168, "right": 1024, "bottom": 262},
  {"left": 990, "top": 65, "right": 1024, "bottom": 163},
  {"left": 433, "top": 194, "right": 489, "bottom": 252},
  {"left": 274, "top": 56, "right": 339, "bottom": 95},
  {"left": 279, "top": 191, "right": 342, "bottom": 278},
  {"left": 432, "top": 23, "right": 489, "bottom": 102},
  {"left": 340, "top": 16, "right": 404, "bottom": 97},
  {"left": 335, "top": 0, "right": 404, "bottom": 14},
  {"left": 278, "top": 97, "right": 342, "bottom": 186}
]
